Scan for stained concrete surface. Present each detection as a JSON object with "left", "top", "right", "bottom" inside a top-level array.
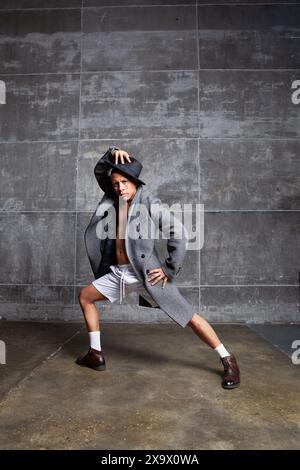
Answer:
[
  {"left": 0, "top": 321, "right": 81, "bottom": 401},
  {"left": 0, "top": 322, "right": 299, "bottom": 450}
]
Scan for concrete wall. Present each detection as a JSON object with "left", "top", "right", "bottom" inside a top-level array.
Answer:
[{"left": 0, "top": 1, "right": 299, "bottom": 323}]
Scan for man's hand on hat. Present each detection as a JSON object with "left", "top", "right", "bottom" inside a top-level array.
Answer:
[
  {"left": 147, "top": 267, "right": 170, "bottom": 289},
  {"left": 111, "top": 149, "right": 132, "bottom": 165}
]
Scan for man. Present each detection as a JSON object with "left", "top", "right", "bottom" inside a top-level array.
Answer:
[{"left": 77, "top": 146, "right": 240, "bottom": 389}]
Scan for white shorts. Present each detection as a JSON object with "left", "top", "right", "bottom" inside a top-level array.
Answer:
[{"left": 92, "top": 263, "right": 159, "bottom": 307}]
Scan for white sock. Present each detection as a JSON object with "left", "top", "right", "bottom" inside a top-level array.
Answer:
[
  {"left": 214, "top": 343, "right": 230, "bottom": 358},
  {"left": 89, "top": 331, "right": 101, "bottom": 352}
]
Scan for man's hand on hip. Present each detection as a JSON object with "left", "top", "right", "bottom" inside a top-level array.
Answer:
[
  {"left": 147, "top": 268, "right": 170, "bottom": 289},
  {"left": 111, "top": 149, "right": 131, "bottom": 165}
]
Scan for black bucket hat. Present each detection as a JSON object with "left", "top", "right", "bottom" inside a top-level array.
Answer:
[
  {"left": 94, "top": 150, "right": 145, "bottom": 199},
  {"left": 106, "top": 153, "right": 145, "bottom": 186}
]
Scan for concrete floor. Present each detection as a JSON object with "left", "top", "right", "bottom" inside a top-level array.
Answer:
[
  {"left": 0, "top": 321, "right": 299, "bottom": 450},
  {"left": 248, "top": 324, "right": 300, "bottom": 359}
]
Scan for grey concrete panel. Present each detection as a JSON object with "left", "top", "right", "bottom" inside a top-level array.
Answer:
[
  {"left": 0, "top": 213, "right": 76, "bottom": 285},
  {"left": 0, "top": 74, "right": 80, "bottom": 142},
  {"left": 83, "top": 1, "right": 297, "bottom": 6},
  {"left": 76, "top": 211, "right": 94, "bottom": 286},
  {"left": 83, "top": 0, "right": 297, "bottom": 5},
  {"left": 0, "top": 9, "right": 81, "bottom": 74},
  {"left": 199, "top": 285, "right": 299, "bottom": 323},
  {"left": 80, "top": 71, "right": 198, "bottom": 139},
  {"left": 132, "top": 139, "right": 199, "bottom": 206},
  {"left": 199, "top": 70, "right": 300, "bottom": 138},
  {"left": 77, "top": 139, "right": 199, "bottom": 211},
  {"left": 198, "top": 5, "right": 300, "bottom": 69},
  {"left": 77, "top": 141, "right": 136, "bottom": 212},
  {"left": 0, "top": 304, "right": 82, "bottom": 322},
  {"left": 0, "top": 285, "right": 73, "bottom": 305},
  {"left": 0, "top": 1, "right": 81, "bottom": 8},
  {"left": 200, "top": 139, "right": 300, "bottom": 210},
  {"left": 77, "top": 141, "right": 108, "bottom": 212},
  {"left": 0, "top": 1, "right": 293, "bottom": 10},
  {"left": 84, "top": 1, "right": 195, "bottom": 6},
  {"left": 82, "top": 5, "right": 197, "bottom": 72},
  {"left": 0, "top": 141, "right": 77, "bottom": 211},
  {"left": 200, "top": 211, "right": 300, "bottom": 285},
  {"left": 197, "top": 1, "right": 298, "bottom": 4},
  {"left": 2, "top": 284, "right": 297, "bottom": 323}
]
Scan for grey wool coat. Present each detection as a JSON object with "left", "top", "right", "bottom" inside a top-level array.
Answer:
[{"left": 84, "top": 147, "right": 197, "bottom": 328}]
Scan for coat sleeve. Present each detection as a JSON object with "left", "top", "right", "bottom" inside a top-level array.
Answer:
[{"left": 148, "top": 194, "right": 189, "bottom": 280}]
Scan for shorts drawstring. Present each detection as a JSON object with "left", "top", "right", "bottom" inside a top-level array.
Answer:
[{"left": 120, "top": 265, "right": 129, "bottom": 304}]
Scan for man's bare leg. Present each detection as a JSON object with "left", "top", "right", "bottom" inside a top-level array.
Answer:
[
  {"left": 78, "top": 284, "right": 108, "bottom": 332},
  {"left": 188, "top": 313, "right": 240, "bottom": 389},
  {"left": 188, "top": 313, "right": 222, "bottom": 348},
  {"left": 76, "top": 284, "right": 108, "bottom": 370}
]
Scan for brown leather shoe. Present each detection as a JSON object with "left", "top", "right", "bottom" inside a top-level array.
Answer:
[
  {"left": 220, "top": 354, "right": 240, "bottom": 389},
  {"left": 76, "top": 347, "right": 106, "bottom": 371}
]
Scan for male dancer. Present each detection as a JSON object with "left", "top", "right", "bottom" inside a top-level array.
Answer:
[{"left": 77, "top": 147, "right": 240, "bottom": 389}]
